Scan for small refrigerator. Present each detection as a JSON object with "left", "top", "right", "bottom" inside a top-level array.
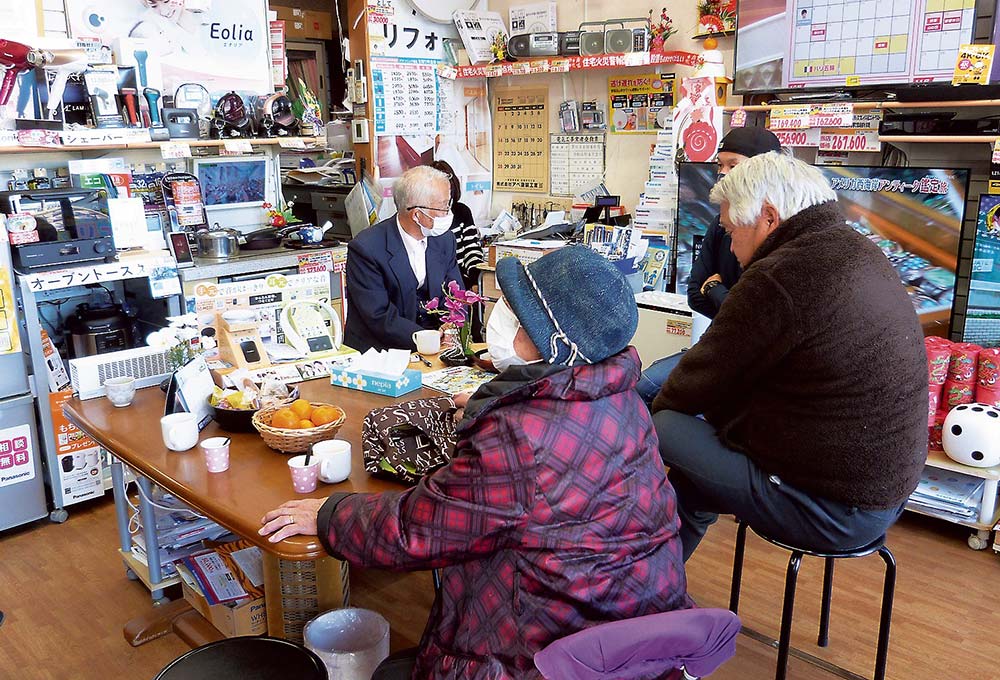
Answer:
[{"left": 0, "top": 238, "right": 47, "bottom": 531}]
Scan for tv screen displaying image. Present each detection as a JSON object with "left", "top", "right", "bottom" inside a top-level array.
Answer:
[
  {"left": 961, "top": 196, "right": 1000, "bottom": 347},
  {"left": 197, "top": 160, "right": 268, "bottom": 207},
  {"left": 674, "top": 163, "right": 970, "bottom": 336},
  {"left": 675, "top": 163, "right": 719, "bottom": 295},
  {"left": 734, "top": 0, "right": 976, "bottom": 94}
]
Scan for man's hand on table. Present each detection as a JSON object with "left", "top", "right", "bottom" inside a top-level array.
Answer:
[{"left": 259, "top": 499, "right": 326, "bottom": 543}]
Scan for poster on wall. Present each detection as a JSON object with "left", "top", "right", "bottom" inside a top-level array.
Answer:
[
  {"left": 0, "top": 424, "right": 35, "bottom": 490},
  {"left": 493, "top": 87, "right": 549, "bottom": 194},
  {"left": 64, "top": 0, "right": 272, "bottom": 101},
  {"left": 368, "top": 0, "right": 485, "bottom": 60},
  {"left": 49, "top": 391, "right": 104, "bottom": 504},
  {"left": 608, "top": 74, "right": 676, "bottom": 134},
  {"left": 372, "top": 57, "right": 439, "bottom": 136},
  {"left": 0, "top": 266, "right": 21, "bottom": 355}
]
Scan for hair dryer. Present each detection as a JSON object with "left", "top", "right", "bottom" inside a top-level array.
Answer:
[{"left": 0, "top": 39, "right": 47, "bottom": 106}]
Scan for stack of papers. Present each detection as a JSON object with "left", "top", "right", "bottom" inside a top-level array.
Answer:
[
  {"left": 633, "top": 128, "right": 678, "bottom": 292},
  {"left": 909, "top": 469, "right": 984, "bottom": 520}
]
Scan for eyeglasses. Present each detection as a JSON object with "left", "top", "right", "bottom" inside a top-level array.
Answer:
[{"left": 408, "top": 199, "right": 453, "bottom": 214}]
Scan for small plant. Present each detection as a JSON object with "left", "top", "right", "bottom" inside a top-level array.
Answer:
[
  {"left": 649, "top": 7, "right": 678, "bottom": 52},
  {"left": 423, "top": 281, "right": 485, "bottom": 357}
]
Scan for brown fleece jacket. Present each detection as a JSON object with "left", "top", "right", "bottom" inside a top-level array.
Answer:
[{"left": 653, "top": 201, "right": 928, "bottom": 510}]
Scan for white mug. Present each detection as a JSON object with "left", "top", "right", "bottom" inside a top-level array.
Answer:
[
  {"left": 160, "top": 413, "right": 199, "bottom": 451},
  {"left": 104, "top": 376, "right": 137, "bottom": 407},
  {"left": 413, "top": 329, "right": 440, "bottom": 355},
  {"left": 313, "top": 439, "right": 352, "bottom": 484}
]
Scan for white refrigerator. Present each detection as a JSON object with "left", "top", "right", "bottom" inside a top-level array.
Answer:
[{"left": 0, "top": 238, "right": 47, "bottom": 531}]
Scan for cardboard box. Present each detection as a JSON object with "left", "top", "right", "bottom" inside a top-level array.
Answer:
[
  {"left": 272, "top": 5, "right": 309, "bottom": 39},
  {"left": 304, "top": 10, "right": 334, "bottom": 40},
  {"left": 330, "top": 366, "right": 423, "bottom": 397},
  {"left": 489, "top": 239, "right": 567, "bottom": 267},
  {"left": 178, "top": 565, "right": 267, "bottom": 637}
]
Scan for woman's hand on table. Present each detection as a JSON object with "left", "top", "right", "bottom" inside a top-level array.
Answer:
[
  {"left": 452, "top": 392, "right": 470, "bottom": 422},
  {"left": 259, "top": 499, "right": 326, "bottom": 543}
]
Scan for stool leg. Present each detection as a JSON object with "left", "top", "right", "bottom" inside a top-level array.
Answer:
[
  {"left": 874, "top": 546, "right": 896, "bottom": 680},
  {"left": 432, "top": 569, "right": 442, "bottom": 593},
  {"left": 729, "top": 521, "right": 748, "bottom": 614},
  {"left": 817, "top": 557, "right": 835, "bottom": 647},
  {"left": 776, "top": 552, "right": 802, "bottom": 680}
]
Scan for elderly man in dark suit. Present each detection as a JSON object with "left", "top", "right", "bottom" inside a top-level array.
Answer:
[{"left": 344, "top": 166, "right": 464, "bottom": 352}]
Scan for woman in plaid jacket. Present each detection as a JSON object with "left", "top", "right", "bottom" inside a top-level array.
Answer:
[{"left": 262, "top": 246, "right": 689, "bottom": 679}]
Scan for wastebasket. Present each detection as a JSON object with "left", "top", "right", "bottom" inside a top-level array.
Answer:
[
  {"left": 155, "top": 636, "right": 328, "bottom": 680},
  {"left": 304, "top": 608, "right": 391, "bottom": 680}
]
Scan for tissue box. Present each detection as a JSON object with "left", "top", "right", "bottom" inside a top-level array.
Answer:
[{"left": 330, "top": 367, "right": 423, "bottom": 397}]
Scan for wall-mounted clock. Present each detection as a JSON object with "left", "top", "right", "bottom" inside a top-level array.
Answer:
[{"left": 407, "top": 0, "right": 479, "bottom": 24}]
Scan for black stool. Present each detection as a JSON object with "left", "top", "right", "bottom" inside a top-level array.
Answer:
[
  {"left": 729, "top": 521, "right": 896, "bottom": 680},
  {"left": 154, "top": 636, "right": 328, "bottom": 680}
]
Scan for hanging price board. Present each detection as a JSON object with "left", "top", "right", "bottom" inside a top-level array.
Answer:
[
  {"left": 769, "top": 104, "right": 811, "bottom": 130},
  {"left": 771, "top": 128, "right": 821, "bottom": 148}
]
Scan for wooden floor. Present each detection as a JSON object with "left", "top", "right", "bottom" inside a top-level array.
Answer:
[{"left": 1, "top": 496, "right": 996, "bottom": 679}]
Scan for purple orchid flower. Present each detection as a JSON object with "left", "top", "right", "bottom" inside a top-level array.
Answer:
[{"left": 424, "top": 297, "right": 440, "bottom": 311}]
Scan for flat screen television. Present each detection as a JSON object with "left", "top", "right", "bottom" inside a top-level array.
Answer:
[
  {"left": 959, "top": 196, "right": 1000, "bottom": 347},
  {"left": 674, "top": 163, "right": 971, "bottom": 336},
  {"left": 734, "top": 0, "right": 978, "bottom": 94}
]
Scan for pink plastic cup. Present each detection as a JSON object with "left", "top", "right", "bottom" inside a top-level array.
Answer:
[
  {"left": 201, "top": 437, "right": 231, "bottom": 473},
  {"left": 288, "top": 455, "right": 321, "bottom": 493}
]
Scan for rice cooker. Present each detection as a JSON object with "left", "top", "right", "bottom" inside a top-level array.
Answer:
[{"left": 66, "top": 303, "right": 132, "bottom": 358}]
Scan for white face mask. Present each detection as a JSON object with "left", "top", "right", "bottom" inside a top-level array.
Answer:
[
  {"left": 486, "top": 298, "right": 532, "bottom": 372},
  {"left": 417, "top": 209, "right": 453, "bottom": 238}
]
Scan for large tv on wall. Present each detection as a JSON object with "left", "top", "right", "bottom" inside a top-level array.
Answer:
[
  {"left": 734, "top": 0, "right": 977, "bottom": 94},
  {"left": 674, "top": 163, "right": 971, "bottom": 336}
]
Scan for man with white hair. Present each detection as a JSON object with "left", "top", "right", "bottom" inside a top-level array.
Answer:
[
  {"left": 344, "top": 165, "right": 464, "bottom": 352},
  {"left": 652, "top": 152, "right": 928, "bottom": 561}
]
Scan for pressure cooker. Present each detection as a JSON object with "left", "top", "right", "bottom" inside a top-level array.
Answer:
[
  {"left": 66, "top": 303, "right": 132, "bottom": 358},
  {"left": 196, "top": 228, "right": 241, "bottom": 259}
]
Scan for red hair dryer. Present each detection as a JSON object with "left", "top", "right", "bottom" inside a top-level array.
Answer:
[{"left": 0, "top": 40, "right": 48, "bottom": 106}]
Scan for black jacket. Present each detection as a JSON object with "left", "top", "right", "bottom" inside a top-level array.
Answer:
[
  {"left": 655, "top": 202, "right": 928, "bottom": 510},
  {"left": 344, "top": 217, "right": 463, "bottom": 352},
  {"left": 686, "top": 217, "right": 742, "bottom": 318}
]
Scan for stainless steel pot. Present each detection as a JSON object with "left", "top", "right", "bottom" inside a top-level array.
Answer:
[{"left": 196, "top": 228, "right": 241, "bottom": 259}]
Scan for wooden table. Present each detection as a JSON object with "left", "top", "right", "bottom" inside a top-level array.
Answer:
[{"left": 63, "top": 365, "right": 449, "bottom": 645}]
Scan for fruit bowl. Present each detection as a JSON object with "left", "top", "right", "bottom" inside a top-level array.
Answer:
[{"left": 252, "top": 400, "right": 346, "bottom": 454}]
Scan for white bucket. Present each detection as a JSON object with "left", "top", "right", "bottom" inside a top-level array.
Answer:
[{"left": 303, "top": 608, "right": 390, "bottom": 680}]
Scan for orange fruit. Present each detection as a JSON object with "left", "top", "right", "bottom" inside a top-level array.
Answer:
[
  {"left": 298, "top": 419, "right": 314, "bottom": 429},
  {"left": 271, "top": 407, "right": 299, "bottom": 429},
  {"left": 311, "top": 405, "right": 341, "bottom": 426},
  {"left": 290, "top": 399, "right": 313, "bottom": 420}
]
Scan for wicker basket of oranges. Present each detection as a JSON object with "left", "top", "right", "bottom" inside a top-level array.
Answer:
[{"left": 252, "top": 398, "right": 346, "bottom": 453}]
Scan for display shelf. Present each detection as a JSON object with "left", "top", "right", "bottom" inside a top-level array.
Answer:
[
  {"left": 0, "top": 137, "right": 325, "bottom": 155},
  {"left": 724, "top": 99, "right": 1000, "bottom": 112},
  {"left": 906, "top": 450, "right": 1000, "bottom": 549},
  {"left": 878, "top": 135, "right": 999, "bottom": 144},
  {"left": 118, "top": 549, "right": 181, "bottom": 593},
  {"left": 453, "top": 50, "right": 701, "bottom": 79}
]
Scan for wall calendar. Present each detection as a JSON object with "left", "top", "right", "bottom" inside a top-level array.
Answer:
[{"left": 493, "top": 87, "right": 549, "bottom": 193}]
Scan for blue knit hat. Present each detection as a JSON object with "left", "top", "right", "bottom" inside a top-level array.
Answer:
[{"left": 495, "top": 245, "right": 638, "bottom": 366}]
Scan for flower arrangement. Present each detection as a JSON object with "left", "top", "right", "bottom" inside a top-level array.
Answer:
[
  {"left": 649, "top": 7, "right": 678, "bottom": 53},
  {"left": 423, "top": 281, "right": 485, "bottom": 357},
  {"left": 262, "top": 201, "right": 295, "bottom": 227}
]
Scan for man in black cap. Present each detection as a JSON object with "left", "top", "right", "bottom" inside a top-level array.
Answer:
[
  {"left": 688, "top": 126, "right": 782, "bottom": 318},
  {"left": 637, "top": 126, "right": 782, "bottom": 405}
]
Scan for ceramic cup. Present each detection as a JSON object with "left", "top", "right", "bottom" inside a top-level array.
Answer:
[
  {"left": 313, "top": 440, "right": 352, "bottom": 484},
  {"left": 201, "top": 437, "right": 231, "bottom": 473},
  {"left": 104, "top": 376, "right": 137, "bottom": 407},
  {"left": 288, "top": 455, "right": 321, "bottom": 493},
  {"left": 412, "top": 329, "right": 440, "bottom": 356},
  {"left": 160, "top": 413, "right": 199, "bottom": 451}
]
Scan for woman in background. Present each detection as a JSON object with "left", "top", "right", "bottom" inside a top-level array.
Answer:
[{"left": 431, "top": 160, "right": 486, "bottom": 339}]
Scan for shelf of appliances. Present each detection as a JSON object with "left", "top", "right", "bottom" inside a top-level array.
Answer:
[
  {"left": 452, "top": 50, "right": 701, "bottom": 79},
  {"left": 0, "top": 137, "right": 326, "bottom": 155}
]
